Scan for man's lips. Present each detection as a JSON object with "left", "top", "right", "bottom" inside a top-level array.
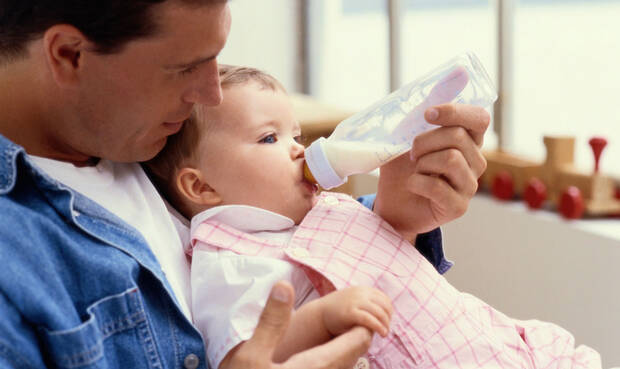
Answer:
[{"left": 163, "top": 121, "right": 184, "bottom": 133}]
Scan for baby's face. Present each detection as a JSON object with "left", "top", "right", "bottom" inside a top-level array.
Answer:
[{"left": 195, "top": 82, "right": 318, "bottom": 223}]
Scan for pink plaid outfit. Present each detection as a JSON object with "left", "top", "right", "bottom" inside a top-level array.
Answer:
[{"left": 191, "top": 192, "right": 601, "bottom": 369}]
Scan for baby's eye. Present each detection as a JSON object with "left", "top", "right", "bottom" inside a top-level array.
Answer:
[
  {"left": 259, "top": 134, "right": 277, "bottom": 144},
  {"left": 294, "top": 135, "right": 305, "bottom": 145}
]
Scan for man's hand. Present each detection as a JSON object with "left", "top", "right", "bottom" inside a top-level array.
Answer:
[
  {"left": 219, "top": 281, "right": 373, "bottom": 369},
  {"left": 374, "top": 103, "right": 490, "bottom": 241},
  {"left": 320, "top": 286, "right": 393, "bottom": 338}
]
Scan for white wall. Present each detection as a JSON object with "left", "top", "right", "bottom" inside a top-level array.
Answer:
[
  {"left": 218, "top": 0, "right": 301, "bottom": 92},
  {"left": 442, "top": 195, "right": 620, "bottom": 368}
]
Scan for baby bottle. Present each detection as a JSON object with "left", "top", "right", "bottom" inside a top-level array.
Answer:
[{"left": 303, "top": 52, "right": 498, "bottom": 189}]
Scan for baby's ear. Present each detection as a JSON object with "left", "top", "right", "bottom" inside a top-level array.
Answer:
[{"left": 176, "top": 168, "right": 221, "bottom": 206}]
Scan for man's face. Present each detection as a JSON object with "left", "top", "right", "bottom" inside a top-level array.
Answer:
[
  {"left": 72, "top": 2, "right": 231, "bottom": 162},
  {"left": 196, "top": 83, "right": 318, "bottom": 224}
]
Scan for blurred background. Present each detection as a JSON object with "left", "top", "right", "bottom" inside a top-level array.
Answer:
[{"left": 219, "top": 0, "right": 620, "bottom": 366}]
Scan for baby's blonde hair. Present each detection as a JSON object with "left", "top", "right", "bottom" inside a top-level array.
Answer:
[{"left": 144, "top": 64, "right": 286, "bottom": 216}]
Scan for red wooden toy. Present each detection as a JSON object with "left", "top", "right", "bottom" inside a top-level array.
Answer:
[{"left": 480, "top": 136, "right": 620, "bottom": 219}]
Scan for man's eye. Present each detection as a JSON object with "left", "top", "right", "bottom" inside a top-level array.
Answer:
[
  {"left": 260, "top": 134, "right": 277, "bottom": 144},
  {"left": 180, "top": 66, "right": 198, "bottom": 76}
]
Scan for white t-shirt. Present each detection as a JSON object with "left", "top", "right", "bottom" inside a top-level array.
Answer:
[{"left": 29, "top": 157, "right": 193, "bottom": 320}]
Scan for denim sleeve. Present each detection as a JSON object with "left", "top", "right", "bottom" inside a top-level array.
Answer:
[{"left": 357, "top": 194, "right": 453, "bottom": 274}]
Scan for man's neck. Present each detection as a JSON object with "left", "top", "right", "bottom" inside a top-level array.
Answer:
[{"left": 0, "top": 64, "right": 93, "bottom": 166}]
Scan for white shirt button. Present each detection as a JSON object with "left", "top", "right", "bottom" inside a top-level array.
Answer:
[
  {"left": 323, "top": 195, "right": 339, "bottom": 205},
  {"left": 290, "top": 247, "right": 310, "bottom": 259},
  {"left": 354, "top": 357, "right": 370, "bottom": 369},
  {"left": 183, "top": 353, "right": 199, "bottom": 369}
]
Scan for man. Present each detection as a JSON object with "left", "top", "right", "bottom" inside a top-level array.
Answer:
[{"left": 0, "top": 1, "right": 489, "bottom": 368}]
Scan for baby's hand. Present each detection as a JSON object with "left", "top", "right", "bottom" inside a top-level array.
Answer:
[{"left": 320, "top": 286, "right": 393, "bottom": 337}]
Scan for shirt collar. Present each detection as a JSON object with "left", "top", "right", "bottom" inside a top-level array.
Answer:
[
  {"left": 165, "top": 197, "right": 190, "bottom": 229},
  {"left": 0, "top": 134, "right": 26, "bottom": 194},
  {"left": 190, "top": 205, "right": 295, "bottom": 237}
]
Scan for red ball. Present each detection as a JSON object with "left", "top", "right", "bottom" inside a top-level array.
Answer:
[
  {"left": 559, "top": 186, "right": 585, "bottom": 219},
  {"left": 524, "top": 177, "right": 547, "bottom": 209},
  {"left": 492, "top": 171, "right": 514, "bottom": 200}
]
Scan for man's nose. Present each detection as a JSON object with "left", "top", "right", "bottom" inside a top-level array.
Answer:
[{"left": 183, "top": 63, "right": 223, "bottom": 106}]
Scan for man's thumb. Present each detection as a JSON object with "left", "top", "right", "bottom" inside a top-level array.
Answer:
[{"left": 249, "top": 281, "right": 295, "bottom": 353}]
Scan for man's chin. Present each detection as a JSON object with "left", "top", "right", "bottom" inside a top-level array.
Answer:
[
  {"left": 137, "top": 138, "right": 168, "bottom": 162},
  {"left": 110, "top": 148, "right": 164, "bottom": 164}
]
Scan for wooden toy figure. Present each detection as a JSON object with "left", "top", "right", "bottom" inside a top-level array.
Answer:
[{"left": 480, "top": 135, "right": 620, "bottom": 219}]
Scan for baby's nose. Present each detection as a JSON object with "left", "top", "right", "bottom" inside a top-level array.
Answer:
[{"left": 292, "top": 141, "right": 305, "bottom": 158}]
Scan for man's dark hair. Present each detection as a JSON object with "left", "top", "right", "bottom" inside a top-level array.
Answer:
[{"left": 0, "top": 0, "right": 224, "bottom": 62}]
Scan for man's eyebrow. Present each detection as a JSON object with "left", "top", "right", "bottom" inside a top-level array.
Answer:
[{"left": 164, "top": 55, "right": 217, "bottom": 70}]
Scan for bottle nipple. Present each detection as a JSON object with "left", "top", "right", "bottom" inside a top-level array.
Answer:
[{"left": 303, "top": 162, "right": 318, "bottom": 184}]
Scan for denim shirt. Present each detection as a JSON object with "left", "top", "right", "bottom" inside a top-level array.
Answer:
[
  {"left": 0, "top": 135, "right": 205, "bottom": 368},
  {"left": 0, "top": 134, "right": 448, "bottom": 368}
]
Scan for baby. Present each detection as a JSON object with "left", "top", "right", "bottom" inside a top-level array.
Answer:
[{"left": 146, "top": 65, "right": 600, "bottom": 369}]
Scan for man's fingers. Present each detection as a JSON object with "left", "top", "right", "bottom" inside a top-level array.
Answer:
[
  {"left": 282, "top": 327, "right": 373, "bottom": 369},
  {"left": 424, "top": 103, "right": 490, "bottom": 146},
  {"left": 412, "top": 126, "right": 487, "bottom": 178},
  {"left": 246, "top": 281, "right": 295, "bottom": 355},
  {"left": 406, "top": 173, "right": 468, "bottom": 220},
  {"left": 413, "top": 149, "right": 479, "bottom": 198}
]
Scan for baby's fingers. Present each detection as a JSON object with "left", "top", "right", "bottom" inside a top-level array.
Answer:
[
  {"left": 353, "top": 309, "right": 388, "bottom": 337},
  {"left": 355, "top": 304, "right": 391, "bottom": 337},
  {"left": 371, "top": 290, "right": 394, "bottom": 322}
]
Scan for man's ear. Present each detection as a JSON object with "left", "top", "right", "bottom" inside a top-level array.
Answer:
[
  {"left": 176, "top": 168, "right": 222, "bottom": 206},
  {"left": 42, "top": 24, "right": 91, "bottom": 88}
]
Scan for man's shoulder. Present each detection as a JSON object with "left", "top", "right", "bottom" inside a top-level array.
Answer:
[{"left": 0, "top": 191, "right": 65, "bottom": 257}]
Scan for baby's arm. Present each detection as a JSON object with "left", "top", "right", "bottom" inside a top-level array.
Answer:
[
  {"left": 273, "top": 285, "right": 392, "bottom": 363},
  {"left": 219, "top": 286, "right": 392, "bottom": 367}
]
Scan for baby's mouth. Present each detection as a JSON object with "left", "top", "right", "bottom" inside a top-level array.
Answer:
[{"left": 301, "top": 169, "right": 319, "bottom": 193}]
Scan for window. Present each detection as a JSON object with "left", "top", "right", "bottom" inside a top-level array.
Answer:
[
  {"left": 306, "top": 0, "right": 390, "bottom": 110},
  {"left": 512, "top": 0, "right": 620, "bottom": 175},
  {"left": 307, "top": 0, "right": 497, "bottom": 145},
  {"left": 400, "top": 1, "right": 496, "bottom": 84},
  {"left": 306, "top": 0, "right": 620, "bottom": 176},
  {"left": 400, "top": 0, "right": 497, "bottom": 147}
]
